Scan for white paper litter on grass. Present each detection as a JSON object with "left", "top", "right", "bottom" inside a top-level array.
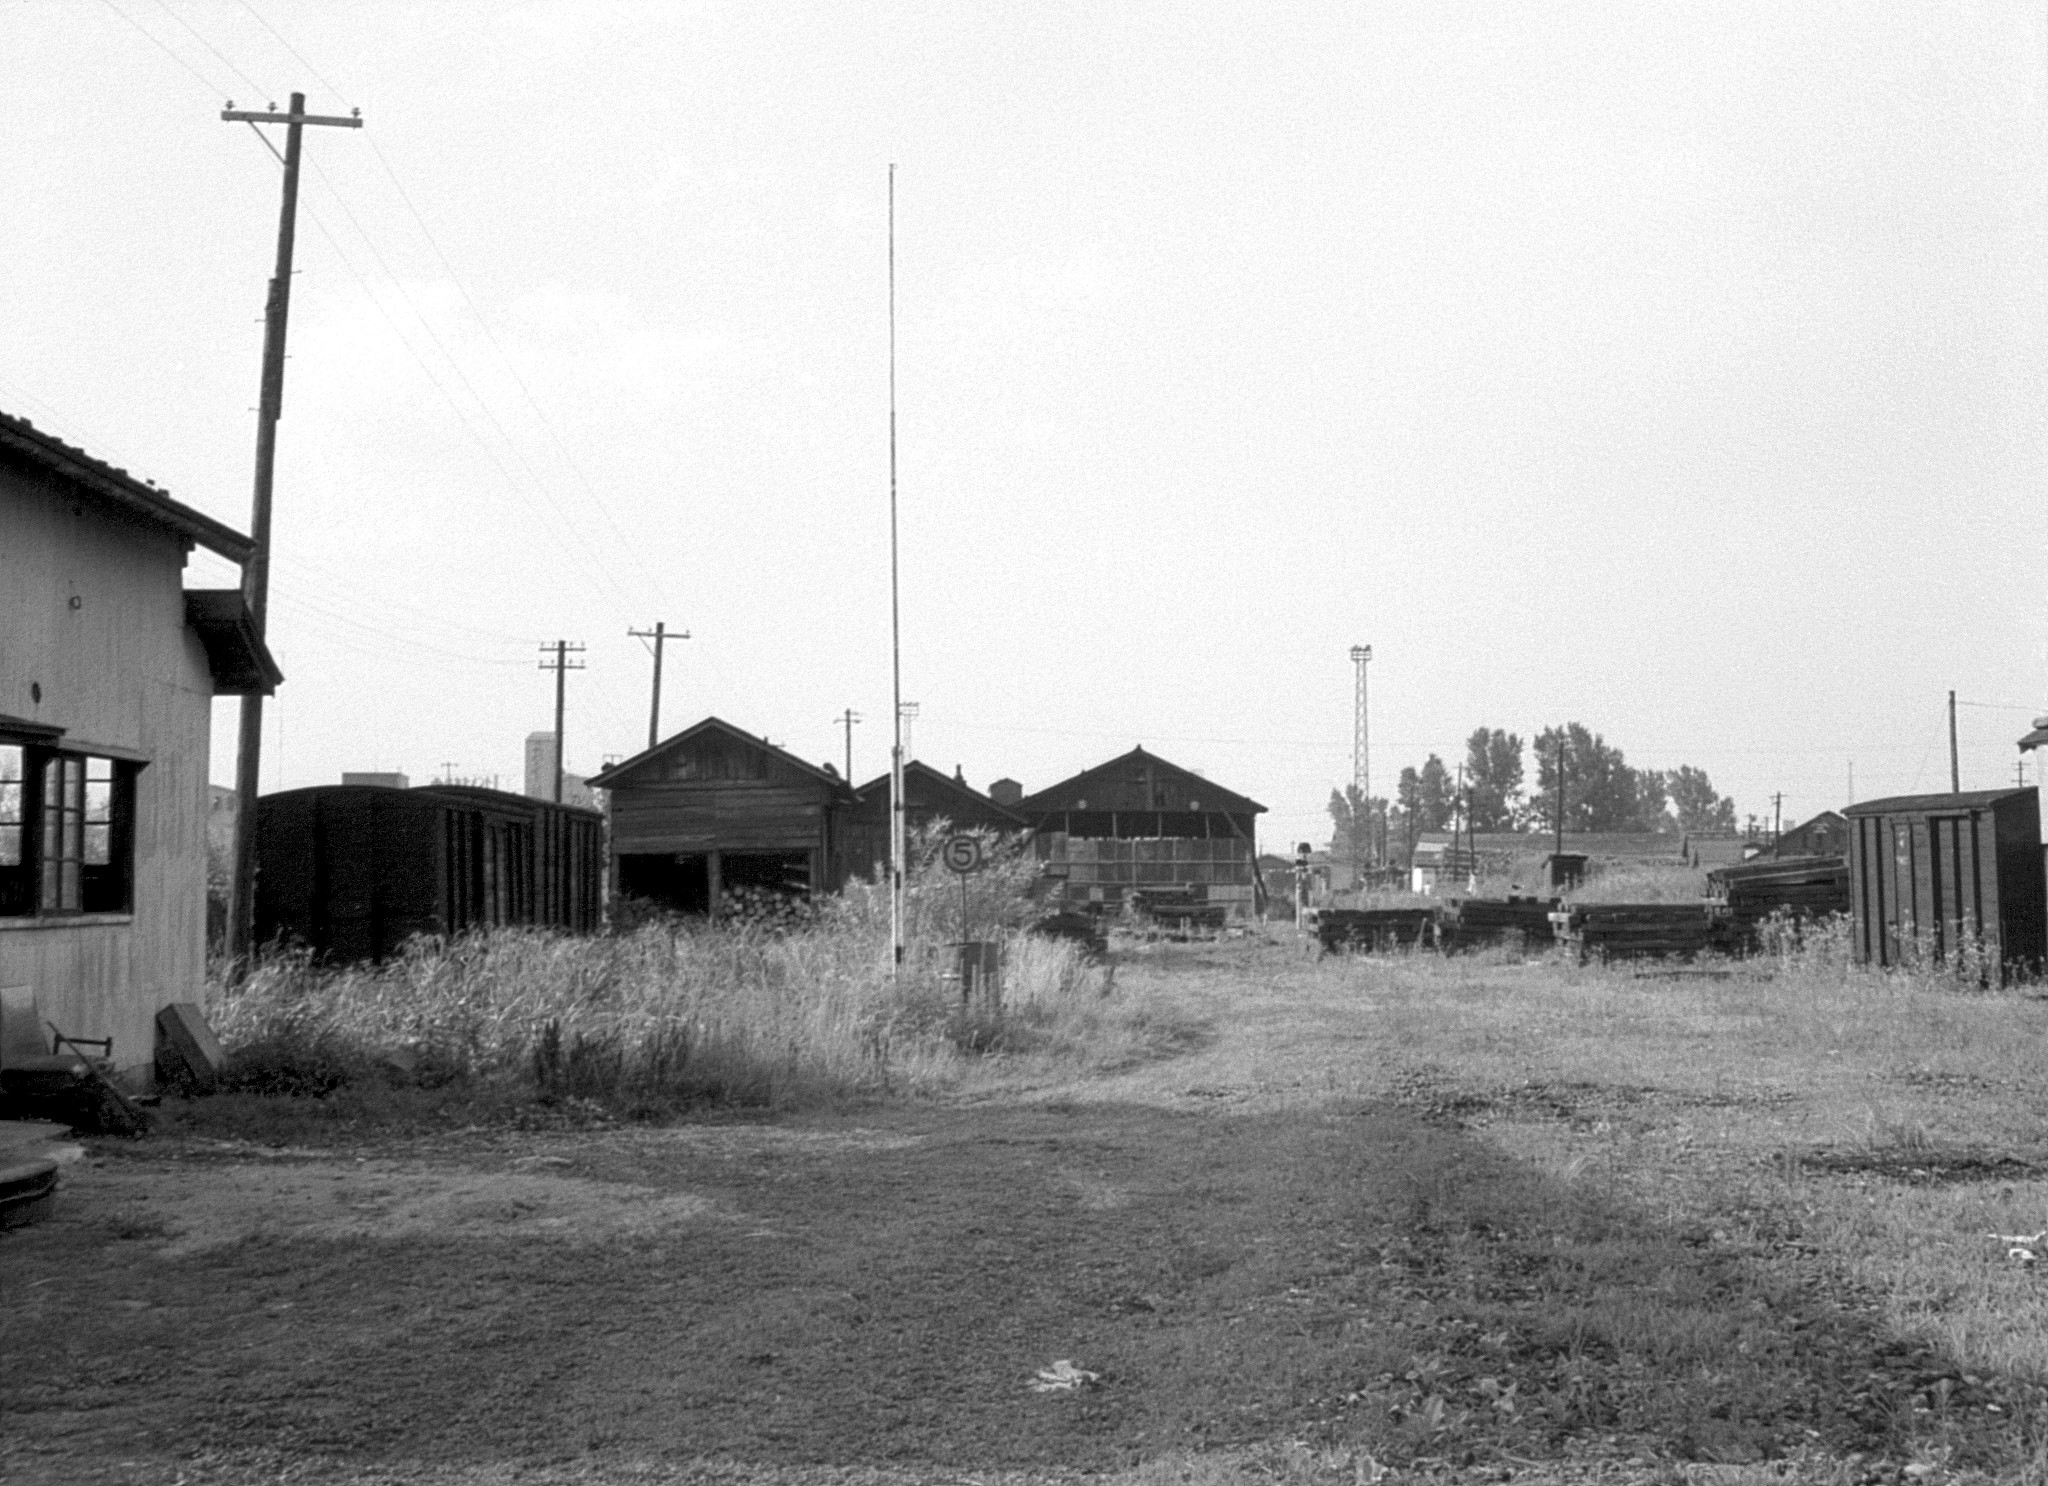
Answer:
[
  {"left": 1031, "top": 1359, "right": 1100, "bottom": 1393},
  {"left": 1984, "top": 1231, "right": 2044, "bottom": 1265}
]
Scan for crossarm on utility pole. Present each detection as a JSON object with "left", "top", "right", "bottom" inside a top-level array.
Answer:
[{"left": 223, "top": 91, "right": 364, "bottom": 970}]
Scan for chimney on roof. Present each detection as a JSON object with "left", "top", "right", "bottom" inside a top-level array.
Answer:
[
  {"left": 988, "top": 778, "right": 1023, "bottom": 807},
  {"left": 954, "top": 765, "right": 967, "bottom": 785}
]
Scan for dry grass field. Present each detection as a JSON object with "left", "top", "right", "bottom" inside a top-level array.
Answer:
[{"left": 9, "top": 925, "right": 2048, "bottom": 1486}]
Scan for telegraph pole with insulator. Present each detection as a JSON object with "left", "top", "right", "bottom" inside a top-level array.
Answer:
[
  {"left": 539, "top": 642, "right": 586, "bottom": 803},
  {"left": 629, "top": 622, "right": 687, "bottom": 750},
  {"left": 220, "top": 94, "right": 362, "bottom": 968}
]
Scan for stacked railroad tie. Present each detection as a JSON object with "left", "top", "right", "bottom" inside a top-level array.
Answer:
[
  {"left": 1550, "top": 903, "right": 1713, "bottom": 962},
  {"left": 1439, "top": 896, "right": 1559, "bottom": 952},
  {"left": 1705, "top": 854, "right": 1850, "bottom": 950},
  {"left": 1317, "top": 907, "right": 1437, "bottom": 954}
]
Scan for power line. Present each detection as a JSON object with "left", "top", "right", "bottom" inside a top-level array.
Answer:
[
  {"left": 360, "top": 131, "right": 666, "bottom": 610},
  {"left": 287, "top": 198, "right": 636, "bottom": 614},
  {"left": 296, "top": 155, "right": 641, "bottom": 613},
  {"left": 152, "top": 0, "right": 270, "bottom": 97},
  {"left": 95, "top": 0, "right": 224, "bottom": 98},
  {"left": 233, "top": 0, "right": 350, "bottom": 106}
]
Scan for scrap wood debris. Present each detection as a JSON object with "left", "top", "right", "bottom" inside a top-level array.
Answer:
[{"left": 1030, "top": 1359, "right": 1100, "bottom": 1393}]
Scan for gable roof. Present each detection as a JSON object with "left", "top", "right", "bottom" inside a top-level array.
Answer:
[
  {"left": 852, "top": 760, "right": 1027, "bottom": 827},
  {"left": 1012, "top": 745, "right": 1265, "bottom": 816},
  {"left": 586, "top": 715, "right": 853, "bottom": 796},
  {"left": 0, "top": 411, "right": 255, "bottom": 564}
]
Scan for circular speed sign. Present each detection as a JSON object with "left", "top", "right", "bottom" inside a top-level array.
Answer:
[{"left": 942, "top": 834, "right": 984, "bottom": 875}]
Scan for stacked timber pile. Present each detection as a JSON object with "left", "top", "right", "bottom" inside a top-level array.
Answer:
[
  {"left": 1550, "top": 903, "right": 1712, "bottom": 962},
  {"left": 1317, "top": 907, "right": 1438, "bottom": 954},
  {"left": 1440, "top": 896, "right": 1559, "bottom": 951},
  {"left": 1706, "top": 855, "right": 1849, "bottom": 947}
]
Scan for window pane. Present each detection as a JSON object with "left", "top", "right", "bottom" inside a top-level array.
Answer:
[
  {"left": 60, "top": 860, "right": 79, "bottom": 909},
  {"left": 84, "top": 823, "right": 110, "bottom": 866},
  {"left": 85, "top": 777, "right": 111, "bottom": 823},
  {"left": 86, "top": 757, "right": 113, "bottom": 785},
  {"left": 65, "top": 807, "right": 82, "bottom": 859},
  {"left": 0, "top": 824, "right": 18, "bottom": 868},
  {"left": 0, "top": 779, "right": 18, "bottom": 826},
  {"left": 41, "top": 855, "right": 57, "bottom": 909},
  {"left": 0, "top": 745, "right": 18, "bottom": 784}
]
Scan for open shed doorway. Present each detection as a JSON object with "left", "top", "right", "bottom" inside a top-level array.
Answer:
[
  {"left": 614, "top": 850, "right": 814, "bottom": 917},
  {"left": 617, "top": 853, "right": 710, "bottom": 914}
]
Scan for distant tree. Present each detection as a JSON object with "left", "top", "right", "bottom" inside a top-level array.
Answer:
[
  {"left": 1412, "top": 755, "right": 1453, "bottom": 832},
  {"left": 1523, "top": 723, "right": 1669, "bottom": 833},
  {"left": 1327, "top": 784, "right": 1367, "bottom": 869},
  {"left": 1667, "top": 765, "right": 1737, "bottom": 833},
  {"left": 1464, "top": 728, "right": 1524, "bottom": 831}
]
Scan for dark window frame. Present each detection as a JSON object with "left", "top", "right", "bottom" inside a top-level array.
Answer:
[{"left": 0, "top": 733, "right": 140, "bottom": 920}]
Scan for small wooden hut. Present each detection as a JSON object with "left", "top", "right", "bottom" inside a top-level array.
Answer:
[{"left": 588, "top": 717, "right": 858, "bottom": 915}]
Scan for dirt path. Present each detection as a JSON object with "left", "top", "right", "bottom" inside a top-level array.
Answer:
[{"left": 0, "top": 944, "right": 1993, "bottom": 1485}]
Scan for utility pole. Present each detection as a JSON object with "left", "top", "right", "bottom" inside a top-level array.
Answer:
[
  {"left": 1772, "top": 792, "right": 1784, "bottom": 844},
  {"left": 1350, "top": 645, "right": 1372, "bottom": 873},
  {"left": 629, "top": 622, "right": 687, "bottom": 750},
  {"left": 887, "top": 165, "right": 905, "bottom": 971},
  {"left": 539, "top": 642, "right": 586, "bottom": 803},
  {"left": 898, "top": 701, "right": 920, "bottom": 761},
  {"left": 440, "top": 762, "right": 457, "bottom": 785},
  {"left": 1553, "top": 732, "right": 1566, "bottom": 857},
  {"left": 1949, "top": 690, "right": 1961, "bottom": 793},
  {"left": 222, "top": 93, "right": 362, "bottom": 967},
  {"left": 839, "top": 709, "right": 862, "bottom": 782}
]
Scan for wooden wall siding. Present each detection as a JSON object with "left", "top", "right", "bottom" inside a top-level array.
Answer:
[
  {"left": 612, "top": 784, "right": 830, "bottom": 855},
  {"left": 1847, "top": 791, "right": 2046, "bottom": 982},
  {"left": 257, "top": 787, "right": 606, "bottom": 960},
  {"left": 0, "top": 465, "right": 215, "bottom": 1079},
  {"left": 633, "top": 733, "right": 824, "bottom": 788}
]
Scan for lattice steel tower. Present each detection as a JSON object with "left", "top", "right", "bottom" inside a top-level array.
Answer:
[{"left": 1350, "top": 645, "right": 1372, "bottom": 865}]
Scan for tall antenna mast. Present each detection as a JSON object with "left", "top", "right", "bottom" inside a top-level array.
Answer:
[
  {"left": 1349, "top": 645, "right": 1372, "bottom": 869},
  {"left": 888, "top": 164, "right": 906, "bottom": 971}
]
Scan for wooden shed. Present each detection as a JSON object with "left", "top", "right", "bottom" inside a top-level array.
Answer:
[
  {"left": 0, "top": 412, "right": 278, "bottom": 1083},
  {"left": 1010, "top": 746, "right": 1266, "bottom": 917},
  {"left": 843, "top": 761, "right": 1026, "bottom": 877},
  {"left": 254, "top": 784, "right": 603, "bottom": 962},
  {"left": 1845, "top": 788, "right": 2044, "bottom": 982},
  {"left": 588, "top": 717, "right": 858, "bottom": 915}
]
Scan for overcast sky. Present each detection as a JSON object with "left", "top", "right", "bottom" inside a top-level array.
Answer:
[{"left": 7, "top": 1, "right": 2047, "bottom": 851}]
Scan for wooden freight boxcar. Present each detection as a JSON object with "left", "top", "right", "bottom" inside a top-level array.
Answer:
[
  {"left": 254, "top": 784, "right": 604, "bottom": 962},
  {"left": 1845, "top": 788, "right": 2044, "bottom": 983}
]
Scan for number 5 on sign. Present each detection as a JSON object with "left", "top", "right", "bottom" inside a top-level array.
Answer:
[{"left": 942, "top": 835, "right": 984, "bottom": 875}]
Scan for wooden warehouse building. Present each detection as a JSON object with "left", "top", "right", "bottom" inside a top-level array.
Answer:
[
  {"left": 1010, "top": 746, "right": 1266, "bottom": 918},
  {"left": 254, "top": 784, "right": 603, "bottom": 962},
  {"left": 1, "top": 411, "right": 278, "bottom": 1082},
  {"left": 843, "top": 761, "right": 1027, "bottom": 876},
  {"left": 589, "top": 717, "right": 859, "bottom": 916}
]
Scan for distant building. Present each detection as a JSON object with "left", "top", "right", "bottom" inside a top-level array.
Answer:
[
  {"left": 844, "top": 762, "right": 1026, "bottom": 874},
  {"left": 1009, "top": 746, "right": 1266, "bottom": 918},
  {"left": 1763, "top": 811, "right": 1847, "bottom": 860},
  {"left": 340, "top": 771, "right": 409, "bottom": 790},
  {"left": 524, "top": 731, "right": 595, "bottom": 809}
]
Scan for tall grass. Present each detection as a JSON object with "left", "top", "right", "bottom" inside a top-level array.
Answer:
[{"left": 202, "top": 825, "right": 1140, "bottom": 1117}]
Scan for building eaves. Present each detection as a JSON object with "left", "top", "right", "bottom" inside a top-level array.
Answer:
[{"left": 0, "top": 411, "right": 255, "bottom": 565}]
